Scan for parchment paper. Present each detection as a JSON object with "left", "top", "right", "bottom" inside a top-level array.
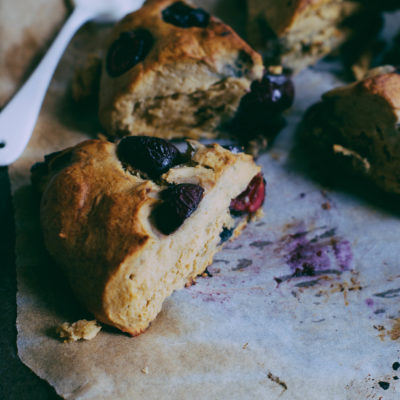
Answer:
[{"left": 5, "top": 1, "right": 400, "bottom": 399}]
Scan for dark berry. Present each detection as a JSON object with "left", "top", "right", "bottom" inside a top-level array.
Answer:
[
  {"left": 248, "top": 70, "right": 295, "bottom": 112},
  {"left": 162, "top": 1, "right": 210, "bottom": 28},
  {"left": 117, "top": 136, "right": 182, "bottom": 178},
  {"left": 231, "top": 69, "right": 294, "bottom": 141},
  {"left": 230, "top": 173, "right": 266, "bottom": 214},
  {"left": 219, "top": 227, "right": 233, "bottom": 243},
  {"left": 378, "top": 381, "right": 390, "bottom": 390},
  {"left": 153, "top": 183, "right": 204, "bottom": 234},
  {"left": 106, "top": 29, "right": 154, "bottom": 77}
]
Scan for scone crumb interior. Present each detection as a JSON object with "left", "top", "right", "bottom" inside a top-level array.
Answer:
[{"left": 56, "top": 320, "right": 101, "bottom": 343}]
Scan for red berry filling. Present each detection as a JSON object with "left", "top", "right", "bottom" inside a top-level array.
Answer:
[{"left": 230, "top": 173, "right": 266, "bottom": 213}]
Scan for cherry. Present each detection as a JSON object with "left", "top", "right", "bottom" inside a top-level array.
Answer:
[{"left": 230, "top": 173, "right": 266, "bottom": 214}]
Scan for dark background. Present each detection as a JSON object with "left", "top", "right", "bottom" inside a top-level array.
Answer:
[{"left": 0, "top": 167, "right": 59, "bottom": 399}]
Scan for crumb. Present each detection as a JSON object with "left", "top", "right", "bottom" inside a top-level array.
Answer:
[
  {"left": 58, "top": 232, "right": 67, "bottom": 238},
  {"left": 56, "top": 319, "right": 101, "bottom": 343},
  {"left": 268, "top": 65, "right": 283, "bottom": 75},
  {"left": 96, "top": 132, "right": 108, "bottom": 141},
  {"left": 373, "top": 325, "right": 385, "bottom": 331},
  {"left": 378, "top": 381, "right": 390, "bottom": 390},
  {"left": 388, "top": 319, "right": 400, "bottom": 340},
  {"left": 246, "top": 135, "right": 268, "bottom": 157},
  {"left": 141, "top": 366, "right": 149, "bottom": 374},
  {"left": 321, "top": 202, "right": 331, "bottom": 210},
  {"left": 242, "top": 342, "right": 248, "bottom": 349},
  {"left": 201, "top": 268, "right": 213, "bottom": 278},
  {"left": 270, "top": 152, "right": 281, "bottom": 161},
  {"left": 267, "top": 372, "right": 288, "bottom": 390},
  {"left": 250, "top": 208, "right": 264, "bottom": 222},
  {"left": 185, "top": 278, "right": 196, "bottom": 288}
]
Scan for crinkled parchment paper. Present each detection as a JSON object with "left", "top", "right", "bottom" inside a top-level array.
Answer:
[{"left": 5, "top": 1, "right": 400, "bottom": 398}]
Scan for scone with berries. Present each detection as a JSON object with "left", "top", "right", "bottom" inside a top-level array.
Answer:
[
  {"left": 31, "top": 137, "right": 265, "bottom": 335},
  {"left": 99, "top": 0, "right": 264, "bottom": 139},
  {"left": 301, "top": 66, "right": 400, "bottom": 194},
  {"left": 246, "top": 0, "right": 392, "bottom": 73}
]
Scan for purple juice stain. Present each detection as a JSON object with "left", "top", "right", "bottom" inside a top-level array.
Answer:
[
  {"left": 275, "top": 227, "right": 353, "bottom": 285},
  {"left": 286, "top": 231, "right": 331, "bottom": 272},
  {"left": 365, "top": 298, "right": 374, "bottom": 307},
  {"left": 333, "top": 239, "right": 352, "bottom": 269}
]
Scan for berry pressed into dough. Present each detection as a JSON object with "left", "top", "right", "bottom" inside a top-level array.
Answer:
[{"left": 31, "top": 137, "right": 265, "bottom": 335}]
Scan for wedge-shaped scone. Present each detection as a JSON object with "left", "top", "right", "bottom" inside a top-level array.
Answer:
[
  {"left": 31, "top": 138, "right": 265, "bottom": 335},
  {"left": 98, "top": 0, "right": 264, "bottom": 139},
  {"left": 301, "top": 66, "right": 400, "bottom": 194},
  {"left": 247, "top": 0, "right": 388, "bottom": 73}
]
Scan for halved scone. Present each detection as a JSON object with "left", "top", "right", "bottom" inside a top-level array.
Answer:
[
  {"left": 98, "top": 0, "right": 264, "bottom": 139},
  {"left": 247, "top": 0, "right": 389, "bottom": 74},
  {"left": 31, "top": 138, "right": 265, "bottom": 335}
]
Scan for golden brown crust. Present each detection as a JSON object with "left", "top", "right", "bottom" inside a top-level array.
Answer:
[
  {"left": 323, "top": 72, "right": 400, "bottom": 113},
  {"left": 350, "top": 73, "right": 400, "bottom": 110},
  {"left": 99, "top": 0, "right": 263, "bottom": 138},
  {"left": 34, "top": 139, "right": 261, "bottom": 334},
  {"left": 38, "top": 140, "right": 158, "bottom": 319}
]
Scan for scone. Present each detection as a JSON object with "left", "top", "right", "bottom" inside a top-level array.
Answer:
[
  {"left": 31, "top": 137, "right": 265, "bottom": 335},
  {"left": 300, "top": 66, "right": 400, "bottom": 194},
  {"left": 247, "top": 0, "right": 388, "bottom": 73},
  {"left": 98, "top": 0, "right": 265, "bottom": 140}
]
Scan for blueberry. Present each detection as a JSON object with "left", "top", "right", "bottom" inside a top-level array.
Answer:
[
  {"left": 219, "top": 227, "right": 233, "bottom": 243},
  {"left": 117, "top": 136, "right": 182, "bottom": 178},
  {"left": 106, "top": 29, "right": 154, "bottom": 77},
  {"left": 153, "top": 183, "right": 204, "bottom": 234},
  {"left": 162, "top": 1, "right": 210, "bottom": 28}
]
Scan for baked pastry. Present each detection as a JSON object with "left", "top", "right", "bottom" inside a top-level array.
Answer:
[
  {"left": 247, "top": 0, "right": 388, "bottom": 74},
  {"left": 300, "top": 66, "right": 400, "bottom": 194},
  {"left": 74, "top": 0, "right": 295, "bottom": 148},
  {"left": 98, "top": 0, "right": 264, "bottom": 139},
  {"left": 31, "top": 137, "right": 265, "bottom": 335},
  {"left": 98, "top": 0, "right": 269, "bottom": 140}
]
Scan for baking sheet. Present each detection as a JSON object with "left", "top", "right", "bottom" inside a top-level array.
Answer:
[{"left": 6, "top": 2, "right": 400, "bottom": 399}]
